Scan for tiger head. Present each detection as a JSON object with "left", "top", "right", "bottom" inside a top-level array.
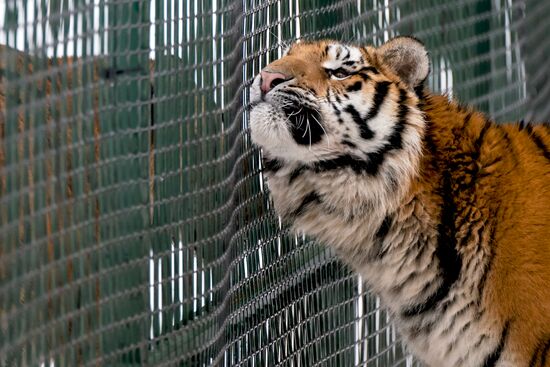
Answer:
[
  {"left": 249, "top": 36, "right": 430, "bottom": 215},
  {"left": 249, "top": 36, "right": 430, "bottom": 161}
]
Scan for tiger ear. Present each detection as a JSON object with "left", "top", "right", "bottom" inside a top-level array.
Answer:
[{"left": 377, "top": 36, "right": 430, "bottom": 88}]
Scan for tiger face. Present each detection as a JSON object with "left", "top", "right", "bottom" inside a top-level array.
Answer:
[
  {"left": 250, "top": 37, "right": 429, "bottom": 161},
  {"left": 250, "top": 37, "right": 430, "bottom": 216}
]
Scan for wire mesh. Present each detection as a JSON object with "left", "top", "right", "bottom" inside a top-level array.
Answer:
[{"left": 0, "top": 0, "right": 549, "bottom": 366}]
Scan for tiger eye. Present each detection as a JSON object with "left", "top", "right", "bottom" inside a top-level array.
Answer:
[{"left": 332, "top": 69, "right": 348, "bottom": 79}]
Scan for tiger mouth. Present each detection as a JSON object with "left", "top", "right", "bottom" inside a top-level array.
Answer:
[
  {"left": 273, "top": 89, "right": 325, "bottom": 146},
  {"left": 280, "top": 103, "right": 324, "bottom": 146}
]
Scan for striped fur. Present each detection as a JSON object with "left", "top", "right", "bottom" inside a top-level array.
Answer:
[{"left": 249, "top": 37, "right": 550, "bottom": 366}]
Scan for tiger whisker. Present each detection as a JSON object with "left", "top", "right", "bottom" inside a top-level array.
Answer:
[
  {"left": 306, "top": 117, "right": 313, "bottom": 150},
  {"left": 300, "top": 115, "right": 307, "bottom": 135},
  {"left": 269, "top": 30, "right": 282, "bottom": 45},
  {"left": 292, "top": 108, "right": 305, "bottom": 129},
  {"left": 310, "top": 113, "right": 330, "bottom": 147}
]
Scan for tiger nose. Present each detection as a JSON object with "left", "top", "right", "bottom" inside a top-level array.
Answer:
[{"left": 260, "top": 70, "right": 291, "bottom": 94}]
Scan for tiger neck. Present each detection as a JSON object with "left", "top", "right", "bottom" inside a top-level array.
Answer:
[{"left": 267, "top": 92, "right": 496, "bottom": 311}]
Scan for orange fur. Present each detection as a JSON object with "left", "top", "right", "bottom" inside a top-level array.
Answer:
[{"left": 418, "top": 94, "right": 550, "bottom": 365}]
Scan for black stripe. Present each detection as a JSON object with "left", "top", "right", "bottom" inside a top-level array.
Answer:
[
  {"left": 288, "top": 166, "right": 306, "bottom": 184},
  {"left": 291, "top": 191, "right": 321, "bottom": 218},
  {"left": 346, "top": 81, "right": 363, "bottom": 92},
  {"left": 529, "top": 337, "right": 550, "bottom": 367},
  {"left": 473, "top": 334, "right": 489, "bottom": 349},
  {"left": 345, "top": 104, "right": 374, "bottom": 140},
  {"left": 314, "top": 89, "right": 408, "bottom": 176},
  {"left": 359, "top": 73, "right": 371, "bottom": 82},
  {"left": 441, "top": 300, "right": 475, "bottom": 337},
  {"left": 414, "top": 85, "right": 425, "bottom": 99},
  {"left": 343, "top": 60, "right": 355, "bottom": 66},
  {"left": 313, "top": 154, "right": 367, "bottom": 175},
  {"left": 463, "top": 111, "right": 474, "bottom": 129},
  {"left": 358, "top": 66, "right": 379, "bottom": 74},
  {"left": 526, "top": 124, "right": 550, "bottom": 163},
  {"left": 395, "top": 239, "right": 431, "bottom": 283},
  {"left": 475, "top": 119, "right": 492, "bottom": 150},
  {"left": 481, "top": 321, "right": 511, "bottom": 367},
  {"left": 342, "top": 48, "right": 350, "bottom": 60},
  {"left": 369, "top": 214, "right": 393, "bottom": 259},
  {"left": 518, "top": 119, "right": 526, "bottom": 131},
  {"left": 529, "top": 342, "right": 541, "bottom": 367},
  {"left": 541, "top": 341, "right": 550, "bottom": 367},
  {"left": 313, "top": 149, "right": 397, "bottom": 176},
  {"left": 390, "top": 270, "right": 419, "bottom": 294},
  {"left": 359, "top": 89, "right": 407, "bottom": 175},
  {"left": 477, "top": 223, "right": 497, "bottom": 305},
  {"left": 342, "top": 140, "right": 357, "bottom": 148},
  {"left": 375, "top": 215, "right": 392, "bottom": 241},
  {"left": 446, "top": 320, "right": 474, "bottom": 354},
  {"left": 358, "top": 66, "right": 379, "bottom": 81},
  {"left": 263, "top": 158, "right": 283, "bottom": 173},
  {"left": 402, "top": 166, "right": 462, "bottom": 317},
  {"left": 365, "top": 81, "right": 391, "bottom": 121},
  {"left": 281, "top": 103, "right": 325, "bottom": 146},
  {"left": 390, "top": 89, "right": 408, "bottom": 149}
]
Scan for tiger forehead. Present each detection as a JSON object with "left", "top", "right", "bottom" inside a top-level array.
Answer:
[
  {"left": 324, "top": 43, "right": 365, "bottom": 65},
  {"left": 286, "top": 41, "right": 368, "bottom": 66}
]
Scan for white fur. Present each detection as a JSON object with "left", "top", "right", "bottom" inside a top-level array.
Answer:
[{"left": 322, "top": 44, "right": 364, "bottom": 71}]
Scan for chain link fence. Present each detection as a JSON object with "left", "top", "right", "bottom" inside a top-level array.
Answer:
[{"left": 0, "top": 0, "right": 549, "bottom": 366}]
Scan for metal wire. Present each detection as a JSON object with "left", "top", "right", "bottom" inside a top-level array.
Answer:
[{"left": 1, "top": 0, "right": 549, "bottom": 366}]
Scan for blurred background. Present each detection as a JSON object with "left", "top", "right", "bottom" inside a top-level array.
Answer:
[{"left": 0, "top": 0, "right": 549, "bottom": 366}]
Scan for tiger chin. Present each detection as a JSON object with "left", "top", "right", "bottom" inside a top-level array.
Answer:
[{"left": 249, "top": 36, "right": 550, "bottom": 367}]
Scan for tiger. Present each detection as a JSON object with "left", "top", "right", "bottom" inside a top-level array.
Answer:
[{"left": 248, "top": 36, "right": 550, "bottom": 367}]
